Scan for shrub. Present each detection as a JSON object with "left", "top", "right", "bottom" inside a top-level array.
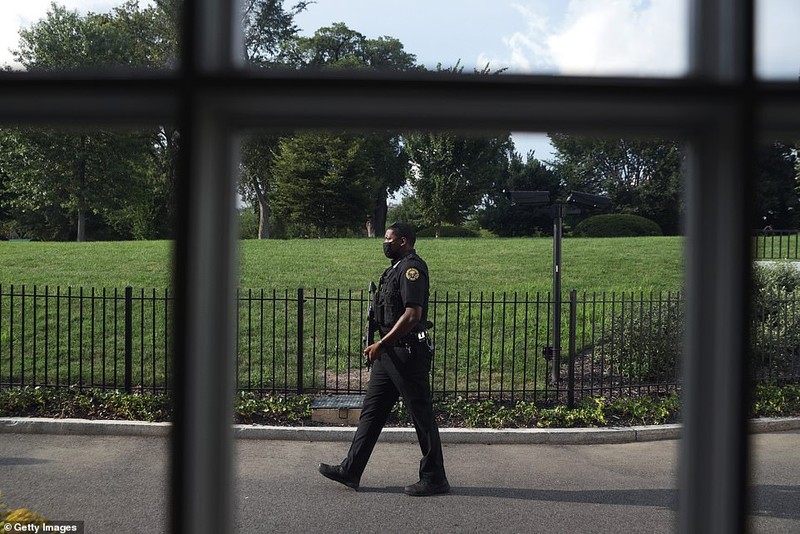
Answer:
[
  {"left": 536, "top": 397, "right": 607, "bottom": 428},
  {"left": 597, "top": 294, "right": 683, "bottom": 383},
  {"left": 0, "top": 387, "right": 171, "bottom": 421},
  {"left": 752, "top": 263, "right": 800, "bottom": 378},
  {"left": 441, "top": 398, "right": 539, "bottom": 428},
  {"left": 0, "top": 387, "right": 311, "bottom": 425},
  {"left": 753, "top": 262, "right": 800, "bottom": 290},
  {"left": 4, "top": 386, "right": 800, "bottom": 427},
  {"left": 752, "top": 384, "right": 800, "bottom": 417},
  {"left": 592, "top": 265, "right": 800, "bottom": 383},
  {"left": 606, "top": 393, "right": 681, "bottom": 425},
  {"left": 417, "top": 225, "right": 479, "bottom": 238},
  {"left": 752, "top": 304, "right": 800, "bottom": 379},
  {"left": 574, "top": 214, "right": 662, "bottom": 237},
  {"left": 235, "top": 392, "right": 311, "bottom": 424},
  {"left": 239, "top": 208, "right": 259, "bottom": 239},
  {"left": 0, "top": 495, "right": 47, "bottom": 531}
]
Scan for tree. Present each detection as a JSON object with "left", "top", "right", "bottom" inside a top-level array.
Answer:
[
  {"left": 290, "top": 22, "right": 417, "bottom": 70},
  {"left": 242, "top": 22, "right": 415, "bottom": 238},
  {"left": 0, "top": 127, "right": 154, "bottom": 241},
  {"left": 359, "top": 133, "right": 408, "bottom": 237},
  {"left": 236, "top": 1, "right": 318, "bottom": 238},
  {"left": 13, "top": 2, "right": 170, "bottom": 69},
  {"left": 387, "top": 194, "right": 425, "bottom": 230},
  {"left": 478, "top": 150, "right": 562, "bottom": 236},
  {"left": 291, "top": 22, "right": 416, "bottom": 235},
  {"left": 243, "top": 0, "right": 311, "bottom": 66},
  {"left": 756, "top": 142, "right": 799, "bottom": 229},
  {"left": 549, "top": 134, "right": 684, "bottom": 234},
  {"left": 3, "top": 2, "right": 179, "bottom": 241},
  {"left": 270, "top": 133, "right": 373, "bottom": 237},
  {"left": 404, "top": 131, "right": 513, "bottom": 237},
  {"left": 240, "top": 133, "right": 281, "bottom": 239}
]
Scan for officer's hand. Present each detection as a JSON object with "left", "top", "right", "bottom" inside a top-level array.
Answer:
[{"left": 364, "top": 341, "right": 384, "bottom": 362}]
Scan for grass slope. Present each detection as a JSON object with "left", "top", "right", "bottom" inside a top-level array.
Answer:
[{"left": 0, "top": 237, "right": 684, "bottom": 293}]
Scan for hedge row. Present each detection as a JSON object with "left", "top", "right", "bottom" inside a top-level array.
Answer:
[{"left": 574, "top": 214, "right": 663, "bottom": 237}]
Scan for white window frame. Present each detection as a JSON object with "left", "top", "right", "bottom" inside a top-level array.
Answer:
[{"left": 1, "top": 0, "right": 793, "bottom": 532}]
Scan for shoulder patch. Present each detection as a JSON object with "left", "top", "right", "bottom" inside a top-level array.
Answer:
[{"left": 405, "top": 268, "right": 420, "bottom": 281}]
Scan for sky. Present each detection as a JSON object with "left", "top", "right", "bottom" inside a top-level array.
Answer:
[{"left": 2, "top": 0, "right": 799, "bottom": 161}]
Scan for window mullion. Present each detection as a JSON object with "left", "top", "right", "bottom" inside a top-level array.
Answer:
[
  {"left": 171, "top": 0, "right": 242, "bottom": 532},
  {"left": 682, "top": 1, "right": 755, "bottom": 532}
]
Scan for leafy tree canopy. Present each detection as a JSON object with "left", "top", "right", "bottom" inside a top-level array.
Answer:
[
  {"left": 549, "top": 134, "right": 684, "bottom": 235},
  {"left": 478, "top": 150, "right": 562, "bottom": 237},
  {"left": 14, "top": 1, "right": 170, "bottom": 70},
  {"left": 2, "top": 1, "right": 178, "bottom": 240},
  {"left": 290, "top": 22, "right": 418, "bottom": 70},
  {"left": 755, "top": 142, "right": 799, "bottom": 229},
  {"left": 404, "top": 131, "right": 513, "bottom": 237},
  {"left": 270, "top": 132, "right": 373, "bottom": 237}
]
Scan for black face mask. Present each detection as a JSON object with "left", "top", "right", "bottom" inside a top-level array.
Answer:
[{"left": 383, "top": 239, "right": 400, "bottom": 259}]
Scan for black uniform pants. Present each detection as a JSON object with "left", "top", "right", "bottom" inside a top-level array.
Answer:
[{"left": 341, "top": 342, "right": 446, "bottom": 483}]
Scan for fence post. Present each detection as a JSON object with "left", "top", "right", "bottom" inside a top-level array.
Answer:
[
  {"left": 552, "top": 204, "right": 563, "bottom": 386},
  {"left": 125, "top": 286, "right": 132, "bottom": 394},
  {"left": 297, "top": 288, "right": 304, "bottom": 394},
  {"left": 567, "top": 289, "right": 577, "bottom": 409}
]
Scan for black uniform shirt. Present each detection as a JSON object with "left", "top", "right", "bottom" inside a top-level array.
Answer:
[{"left": 376, "top": 249, "right": 429, "bottom": 333}]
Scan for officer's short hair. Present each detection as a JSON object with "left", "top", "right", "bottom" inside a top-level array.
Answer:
[{"left": 388, "top": 222, "right": 416, "bottom": 246}]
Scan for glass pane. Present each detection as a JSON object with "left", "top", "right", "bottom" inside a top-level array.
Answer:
[
  {"left": 0, "top": 123, "right": 176, "bottom": 395},
  {"left": 749, "top": 137, "right": 800, "bottom": 527},
  {"left": 234, "top": 128, "right": 691, "bottom": 530},
  {"left": 0, "top": 1, "right": 178, "bottom": 72},
  {"left": 247, "top": 0, "right": 690, "bottom": 77},
  {"left": 0, "top": 122, "right": 175, "bottom": 530},
  {"left": 0, "top": 125, "right": 177, "bottom": 245},
  {"left": 235, "top": 127, "right": 688, "bottom": 398},
  {"left": 757, "top": 0, "right": 800, "bottom": 80}
]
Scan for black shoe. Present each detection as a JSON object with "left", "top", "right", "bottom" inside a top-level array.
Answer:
[
  {"left": 404, "top": 479, "right": 450, "bottom": 496},
  {"left": 318, "top": 463, "right": 360, "bottom": 490}
]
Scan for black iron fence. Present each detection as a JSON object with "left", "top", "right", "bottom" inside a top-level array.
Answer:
[
  {"left": 1, "top": 284, "right": 798, "bottom": 403},
  {"left": 754, "top": 229, "right": 800, "bottom": 260}
]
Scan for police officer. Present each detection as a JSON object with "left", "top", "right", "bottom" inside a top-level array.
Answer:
[{"left": 319, "top": 222, "right": 449, "bottom": 496}]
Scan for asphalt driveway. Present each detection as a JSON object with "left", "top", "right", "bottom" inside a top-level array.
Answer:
[{"left": 1, "top": 431, "right": 798, "bottom": 533}]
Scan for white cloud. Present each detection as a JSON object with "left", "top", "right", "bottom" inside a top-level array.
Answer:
[
  {"left": 550, "top": 0, "right": 688, "bottom": 76},
  {"left": 481, "top": 0, "right": 689, "bottom": 77}
]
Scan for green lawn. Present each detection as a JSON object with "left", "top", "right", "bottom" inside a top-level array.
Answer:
[
  {"left": 2, "top": 236, "right": 796, "bottom": 398},
  {"left": 0, "top": 236, "right": 684, "bottom": 294},
  {"left": 0, "top": 237, "right": 685, "bottom": 395}
]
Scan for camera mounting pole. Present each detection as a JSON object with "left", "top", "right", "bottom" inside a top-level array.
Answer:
[{"left": 506, "top": 190, "right": 611, "bottom": 386}]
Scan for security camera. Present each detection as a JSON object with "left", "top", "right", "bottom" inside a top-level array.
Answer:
[
  {"left": 503, "top": 190, "right": 551, "bottom": 206},
  {"left": 565, "top": 191, "right": 611, "bottom": 209}
]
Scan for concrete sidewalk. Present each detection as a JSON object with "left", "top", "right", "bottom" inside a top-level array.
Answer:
[{"left": 2, "top": 416, "right": 800, "bottom": 444}]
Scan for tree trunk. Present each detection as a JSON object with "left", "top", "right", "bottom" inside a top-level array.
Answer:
[
  {"left": 76, "top": 135, "right": 88, "bottom": 242},
  {"left": 76, "top": 209, "right": 86, "bottom": 242},
  {"left": 254, "top": 178, "right": 270, "bottom": 239},
  {"left": 372, "top": 192, "right": 388, "bottom": 237},
  {"left": 435, "top": 222, "right": 442, "bottom": 239},
  {"left": 258, "top": 201, "right": 270, "bottom": 239}
]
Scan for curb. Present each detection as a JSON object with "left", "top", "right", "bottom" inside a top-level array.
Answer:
[{"left": 1, "top": 417, "right": 799, "bottom": 444}]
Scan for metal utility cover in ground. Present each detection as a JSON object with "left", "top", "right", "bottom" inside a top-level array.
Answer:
[{"left": 311, "top": 395, "right": 365, "bottom": 425}]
